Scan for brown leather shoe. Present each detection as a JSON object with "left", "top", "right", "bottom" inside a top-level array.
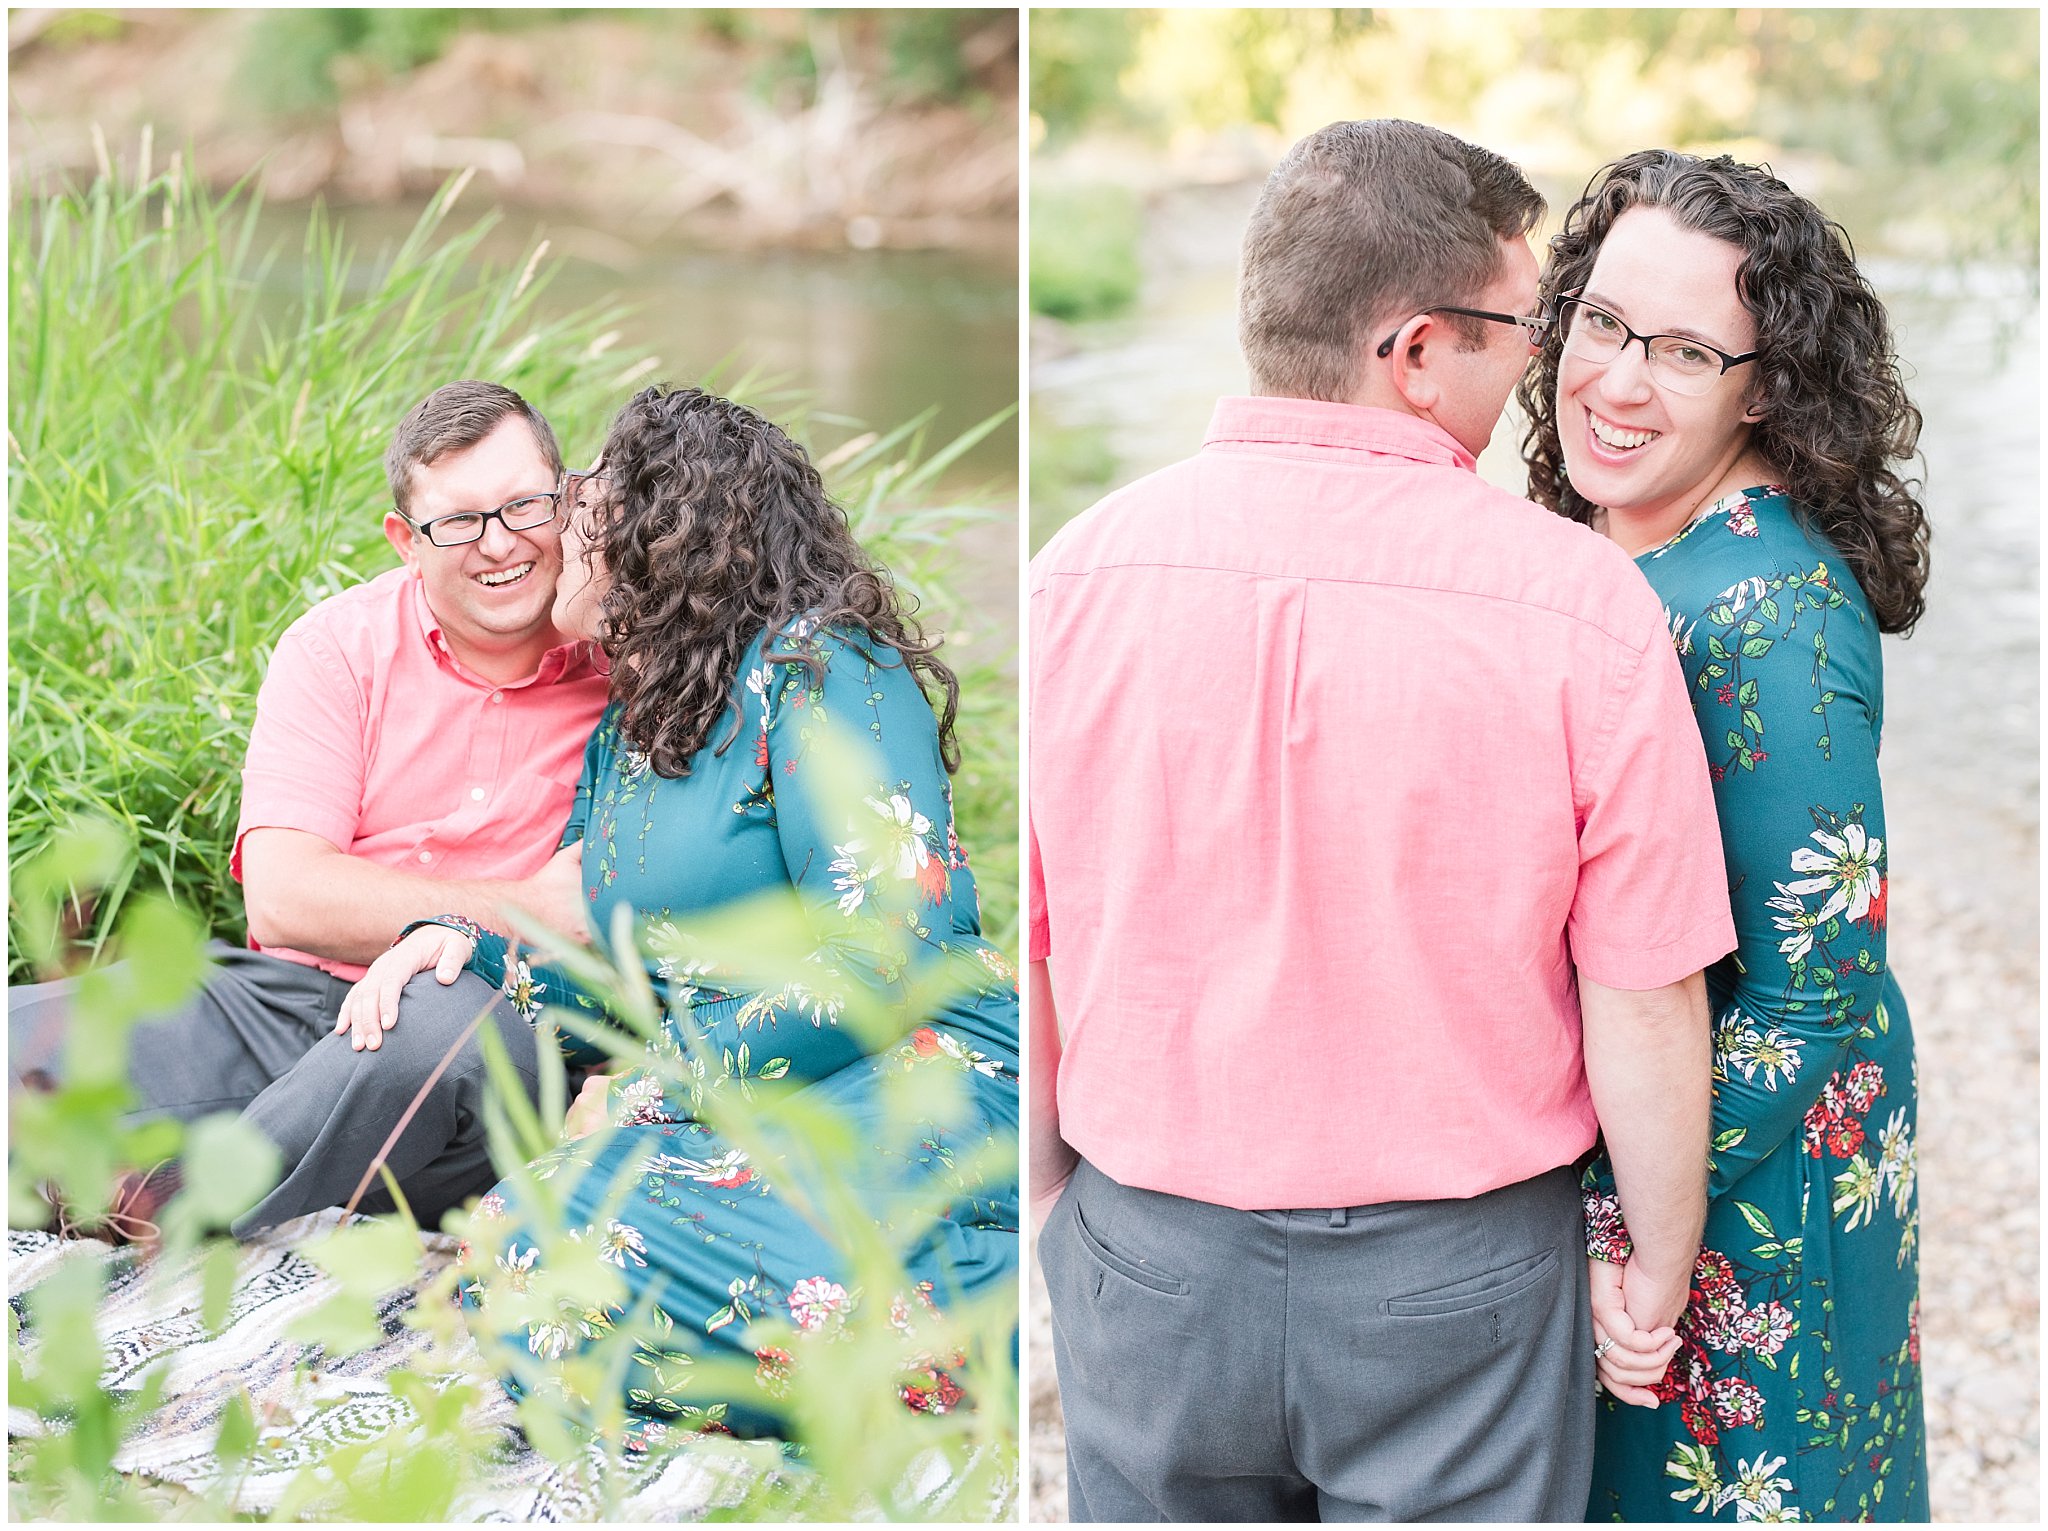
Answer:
[{"left": 46, "top": 1163, "right": 183, "bottom": 1251}]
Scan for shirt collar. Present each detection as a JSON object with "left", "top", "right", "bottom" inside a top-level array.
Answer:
[
  {"left": 406, "top": 573, "right": 597, "bottom": 689},
  {"left": 1202, "top": 396, "right": 1478, "bottom": 473}
]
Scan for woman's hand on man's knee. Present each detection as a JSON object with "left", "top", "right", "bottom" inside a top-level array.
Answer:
[{"left": 335, "top": 925, "right": 477, "bottom": 1052}]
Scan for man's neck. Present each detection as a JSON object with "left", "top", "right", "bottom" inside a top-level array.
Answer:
[{"left": 442, "top": 631, "right": 561, "bottom": 687}]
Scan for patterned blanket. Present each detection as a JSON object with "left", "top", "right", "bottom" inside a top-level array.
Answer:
[{"left": 8, "top": 1214, "right": 1008, "bottom": 1520}]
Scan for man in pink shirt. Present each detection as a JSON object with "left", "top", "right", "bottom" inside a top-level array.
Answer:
[
  {"left": 1030, "top": 121, "right": 1735, "bottom": 1519},
  {"left": 10, "top": 380, "right": 609, "bottom": 1235}
]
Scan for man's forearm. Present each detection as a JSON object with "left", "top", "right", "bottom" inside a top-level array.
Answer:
[
  {"left": 240, "top": 830, "right": 540, "bottom": 966},
  {"left": 1029, "top": 959, "right": 1078, "bottom": 1223},
  {"left": 1581, "top": 969, "right": 1712, "bottom": 1284}
]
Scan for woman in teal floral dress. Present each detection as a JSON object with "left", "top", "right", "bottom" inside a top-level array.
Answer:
[
  {"left": 1521, "top": 152, "right": 1930, "bottom": 1520},
  {"left": 346, "top": 387, "right": 1018, "bottom": 1439}
]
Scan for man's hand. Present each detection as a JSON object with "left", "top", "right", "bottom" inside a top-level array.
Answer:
[
  {"left": 564, "top": 1071, "right": 619, "bottom": 1140},
  {"left": 503, "top": 841, "right": 589, "bottom": 943},
  {"left": 334, "top": 924, "right": 476, "bottom": 1051},
  {"left": 1590, "top": 1256, "right": 1682, "bottom": 1407},
  {"left": 1620, "top": 1251, "right": 1694, "bottom": 1340},
  {"left": 1028, "top": 960, "right": 1079, "bottom": 1228}
]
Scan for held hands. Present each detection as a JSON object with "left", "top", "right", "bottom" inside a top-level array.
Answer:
[
  {"left": 1589, "top": 1255, "right": 1685, "bottom": 1407},
  {"left": 334, "top": 924, "right": 477, "bottom": 1051}
]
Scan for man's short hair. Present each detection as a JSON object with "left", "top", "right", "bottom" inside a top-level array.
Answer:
[
  {"left": 1238, "top": 120, "right": 1545, "bottom": 402},
  {"left": 385, "top": 380, "right": 564, "bottom": 514}
]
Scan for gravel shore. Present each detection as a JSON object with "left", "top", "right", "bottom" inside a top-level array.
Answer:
[{"left": 1025, "top": 866, "right": 2039, "bottom": 1521}]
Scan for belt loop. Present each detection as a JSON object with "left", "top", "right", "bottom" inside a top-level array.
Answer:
[{"left": 1328, "top": 1206, "right": 1348, "bottom": 1228}]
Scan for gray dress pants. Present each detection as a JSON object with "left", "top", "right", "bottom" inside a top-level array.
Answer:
[
  {"left": 1040, "top": 1157, "right": 1594, "bottom": 1522},
  {"left": 9, "top": 943, "right": 539, "bottom": 1234}
]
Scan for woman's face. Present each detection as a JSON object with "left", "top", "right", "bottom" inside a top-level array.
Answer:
[
  {"left": 551, "top": 462, "right": 613, "bottom": 643},
  {"left": 1556, "top": 206, "right": 1762, "bottom": 527}
]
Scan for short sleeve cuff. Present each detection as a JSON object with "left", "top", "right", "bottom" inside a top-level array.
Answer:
[
  {"left": 231, "top": 790, "right": 356, "bottom": 881},
  {"left": 1568, "top": 908, "right": 1736, "bottom": 991}
]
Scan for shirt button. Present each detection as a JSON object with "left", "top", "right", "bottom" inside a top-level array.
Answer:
[
  {"left": 418, "top": 851, "right": 432, "bottom": 864},
  {"left": 470, "top": 787, "right": 486, "bottom": 801},
  {"left": 490, "top": 692, "right": 505, "bottom": 704}
]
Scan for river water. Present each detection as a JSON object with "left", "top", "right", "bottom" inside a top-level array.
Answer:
[
  {"left": 249, "top": 200, "right": 1019, "bottom": 486},
  {"left": 1031, "top": 180, "right": 2040, "bottom": 952}
]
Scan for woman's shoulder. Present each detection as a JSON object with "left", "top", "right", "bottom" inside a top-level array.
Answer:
[
  {"left": 756, "top": 616, "right": 905, "bottom": 674},
  {"left": 1650, "top": 487, "right": 1873, "bottom": 627}
]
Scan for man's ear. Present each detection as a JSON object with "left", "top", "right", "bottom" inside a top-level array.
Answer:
[
  {"left": 1384, "top": 312, "right": 1444, "bottom": 416},
  {"left": 383, "top": 510, "right": 422, "bottom": 573}
]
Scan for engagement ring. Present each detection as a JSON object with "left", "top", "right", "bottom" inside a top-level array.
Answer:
[{"left": 1593, "top": 1338, "right": 1616, "bottom": 1359}]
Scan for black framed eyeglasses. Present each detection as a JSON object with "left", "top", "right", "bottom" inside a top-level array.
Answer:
[
  {"left": 1556, "top": 296, "right": 1757, "bottom": 396},
  {"left": 1374, "top": 304, "right": 1553, "bottom": 359},
  {"left": 402, "top": 490, "right": 562, "bottom": 548}
]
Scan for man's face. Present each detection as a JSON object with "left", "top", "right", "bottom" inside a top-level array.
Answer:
[
  {"left": 382, "top": 416, "right": 565, "bottom": 669},
  {"left": 1429, "top": 235, "right": 1543, "bottom": 458}
]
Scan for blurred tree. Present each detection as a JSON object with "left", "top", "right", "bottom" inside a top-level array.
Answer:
[
  {"left": 1029, "top": 8, "right": 1146, "bottom": 143},
  {"left": 1753, "top": 9, "right": 2038, "bottom": 263}
]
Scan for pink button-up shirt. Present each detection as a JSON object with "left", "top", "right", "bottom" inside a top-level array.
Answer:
[
  {"left": 234, "top": 567, "right": 610, "bottom": 980},
  {"left": 1028, "top": 398, "right": 1735, "bottom": 1210}
]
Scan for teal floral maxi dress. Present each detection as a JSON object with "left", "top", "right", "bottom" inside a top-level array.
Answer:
[
  {"left": 420, "top": 620, "right": 1019, "bottom": 1442},
  {"left": 1584, "top": 488, "right": 1927, "bottom": 1521}
]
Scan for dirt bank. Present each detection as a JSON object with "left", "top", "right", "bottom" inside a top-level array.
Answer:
[{"left": 8, "top": 9, "right": 1016, "bottom": 254}]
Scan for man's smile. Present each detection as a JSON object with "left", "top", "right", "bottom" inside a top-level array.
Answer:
[{"left": 474, "top": 560, "right": 537, "bottom": 589}]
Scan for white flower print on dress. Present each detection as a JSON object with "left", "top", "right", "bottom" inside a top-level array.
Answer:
[
  {"left": 504, "top": 960, "right": 547, "bottom": 1022},
  {"left": 1715, "top": 1006, "right": 1805, "bottom": 1090},
  {"left": 1832, "top": 1151, "right": 1884, "bottom": 1232},
  {"left": 1665, "top": 1442, "right": 1722, "bottom": 1514},
  {"left": 1764, "top": 882, "right": 1823, "bottom": 961},
  {"left": 613, "top": 1073, "right": 670, "bottom": 1126},
  {"left": 788, "top": 1276, "right": 851, "bottom": 1332},
  {"left": 1715, "top": 1454, "right": 1798, "bottom": 1521},
  {"left": 1785, "top": 822, "right": 1883, "bottom": 924},
  {"left": 829, "top": 841, "right": 880, "bottom": 914},
  {"left": 598, "top": 1219, "right": 648, "bottom": 1268},
  {"left": 497, "top": 1244, "right": 539, "bottom": 1292},
  {"left": 527, "top": 1318, "right": 575, "bottom": 1360},
  {"left": 863, "top": 792, "right": 933, "bottom": 879},
  {"left": 1877, "top": 1108, "right": 1916, "bottom": 1222},
  {"left": 1665, "top": 606, "right": 1698, "bottom": 656},
  {"left": 1715, "top": 574, "right": 1770, "bottom": 616}
]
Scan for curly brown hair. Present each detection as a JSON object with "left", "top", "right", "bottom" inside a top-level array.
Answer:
[
  {"left": 1518, "top": 150, "right": 1930, "bottom": 635},
  {"left": 584, "top": 386, "right": 959, "bottom": 778}
]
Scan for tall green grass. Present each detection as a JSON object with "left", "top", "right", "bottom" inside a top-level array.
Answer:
[{"left": 8, "top": 152, "right": 1017, "bottom": 977}]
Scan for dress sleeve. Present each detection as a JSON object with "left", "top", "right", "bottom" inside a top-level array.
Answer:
[
  {"left": 1585, "top": 561, "right": 1893, "bottom": 1254},
  {"left": 758, "top": 625, "right": 999, "bottom": 1035},
  {"left": 1684, "top": 569, "right": 1894, "bottom": 1202}
]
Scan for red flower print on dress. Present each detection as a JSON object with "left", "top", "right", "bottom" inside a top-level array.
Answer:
[
  {"left": 1726, "top": 500, "right": 1760, "bottom": 537},
  {"left": 755, "top": 1345, "right": 794, "bottom": 1396},
  {"left": 900, "top": 1365, "right": 966, "bottom": 1414},
  {"left": 1860, "top": 875, "right": 1889, "bottom": 933},
  {"left": 1580, "top": 1185, "right": 1634, "bottom": 1262},
  {"left": 911, "top": 1027, "right": 943, "bottom": 1056},
  {"left": 1709, "top": 1375, "right": 1765, "bottom": 1429},
  {"left": 1804, "top": 1063, "right": 1885, "bottom": 1157},
  {"left": 1680, "top": 1396, "right": 1721, "bottom": 1447}
]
